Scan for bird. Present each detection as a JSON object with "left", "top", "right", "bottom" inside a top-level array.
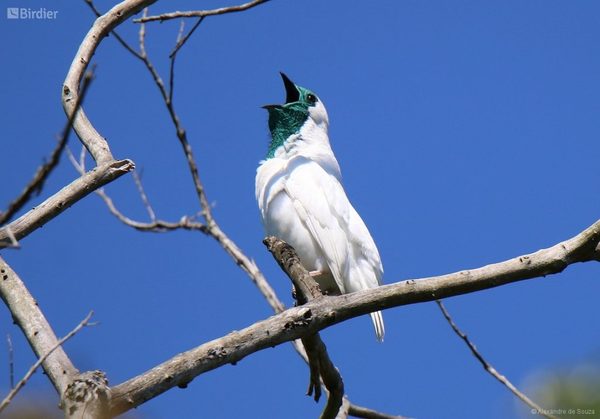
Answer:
[{"left": 255, "top": 73, "right": 385, "bottom": 341}]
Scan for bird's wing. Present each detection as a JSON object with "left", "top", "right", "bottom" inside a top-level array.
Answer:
[
  {"left": 283, "top": 156, "right": 356, "bottom": 293},
  {"left": 256, "top": 157, "right": 287, "bottom": 221},
  {"left": 347, "top": 204, "right": 384, "bottom": 286}
]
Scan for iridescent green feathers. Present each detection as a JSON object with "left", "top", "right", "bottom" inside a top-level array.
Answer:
[{"left": 263, "top": 73, "right": 319, "bottom": 159}]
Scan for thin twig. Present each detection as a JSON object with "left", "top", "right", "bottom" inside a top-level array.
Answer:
[
  {"left": 6, "top": 335, "right": 14, "bottom": 389},
  {"left": 134, "top": 0, "right": 271, "bottom": 23},
  {"left": 132, "top": 170, "right": 157, "bottom": 222},
  {"left": 435, "top": 300, "right": 558, "bottom": 419},
  {"left": 170, "top": 17, "right": 204, "bottom": 59},
  {"left": 67, "top": 147, "right": 207, "bottom": 234},
  {"left": 0, "top": 311, "right": 95, "bottom": 413},
  {"left": 0, "top": 69, "right": 95, "bottom": 226}
]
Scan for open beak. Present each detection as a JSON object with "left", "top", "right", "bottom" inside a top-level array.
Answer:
[
  {"left": 280, "top": 72, "right": 299, "bottom": 103},
  {"left": 261, "top": 72, "right": 299, "bottom": 110}
]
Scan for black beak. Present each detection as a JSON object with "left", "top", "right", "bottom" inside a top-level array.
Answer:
[
  {"left": 261, "top": 72, "right": 299, "bottom": 110},
  {"left": 280, "top": 72, "right": 299, "bottom": 103}
]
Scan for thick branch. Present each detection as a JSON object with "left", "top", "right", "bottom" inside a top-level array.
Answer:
[
  {"left": 108, "top": 219, "right": 600, "bottom": 415},
  {"left": 0, "top": 159, "right": 134, "bottom": 248},
  {"left": 264, "top": 237, "right": 342, "bottom": 414},
  {"left": 63, "top": 0, "right": 157, "bottom": 164},
  {"left": 348, "top": 404, "right": 409, "bottom": 419},
  {"left": 0, "top": 312, "right": 94, "bottom": 413},
  {"left": 264, "top": 237, "right": 344, "bottom": 418},
  {"left": 0, "top": 257, "right": 79, "bottom": 394}
]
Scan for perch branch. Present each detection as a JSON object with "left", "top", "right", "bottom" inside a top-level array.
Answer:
[
  {"left": 0, "top": 312, "right": 95, "bottom": 413},
  {"left": 108, "top": 219, "right": 600, "bottom": 416},
  {"left": 436, "top": 300, "right": 557, "bottom": 419},
  {"left": 134, "top": 0, "right": 271, "bottom": 23},
  {"left": 264, "top": 237, "right": 344, "bottom": 418},
  {"left": 348, "top": 403, "right": 409, "bottom": 419}
]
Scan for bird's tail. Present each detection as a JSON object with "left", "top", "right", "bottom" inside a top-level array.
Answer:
[{"left": 370, "top": 311, "right": 385, "bottom": 342}]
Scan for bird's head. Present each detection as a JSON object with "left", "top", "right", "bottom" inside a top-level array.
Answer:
[{"left": 263, "top": 73, "right": 329, "bottom": 159}]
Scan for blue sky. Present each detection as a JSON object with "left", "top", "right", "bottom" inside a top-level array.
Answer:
[{"left": 1, "top": 1, "right": 599, "bottom": 418}]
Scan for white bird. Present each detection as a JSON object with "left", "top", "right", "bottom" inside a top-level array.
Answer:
[{"left": 255, "top": 73, "right": 385, "bottom": 341}]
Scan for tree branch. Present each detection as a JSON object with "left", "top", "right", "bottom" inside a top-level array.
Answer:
[
  {"left": 0, "top": 159, "right": 134, "bottom": 248},
  {"left": 63, "top": 0, "right": 157, "bottom": 164},
  {"left": 0, "top": 312, "right": 95, "bottom": 413},
  {"left": 108, "top": 219, "right": 600, "bottom": 416},
  {"left": 0, "top": 68, "right": 95, "bottom": 227},
  {"left": 66, "top": 147, "right": 207, "bottom": 234},
  {"left": 134, "top": 0, "right": 271, "bottom": 23},
  {"left": 348, "top": 403, "right": 409, "bottom": 419},
  {"left": 435, "top": 300, "right": 558, "bottom": 419},
  {"left": 264, "top": 237, "right": 344, "bottom": 419},
  {"left": 0, "top": 257, "right": 80, "bottom": 394}
]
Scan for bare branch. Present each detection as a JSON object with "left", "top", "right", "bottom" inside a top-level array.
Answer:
[
  {"left": 435, "top": 300, "right": 558, "bottom": 419},
  {"left": 0, "top": 68, "right": 95, "bottom": 226},
  {"left": 6, "top": 335, "right": 14, "bottom": 389},
  {"left": 348, "top": 404, "right": 410, "bottom": 419},
  {"left": 134, "top": 0, "right": 271, "bottom": 23},
  {"left": 131, "top": 170, "right": 156, "bottom": 221},
  {"left": 0, "top": 312, "right": 95, "bottom": 413},
  {"left": 83, "top": 0, "right": 144, "bottom": 60},
  {"left": 0, "top": 257, "right": 79, "bottom": 394},
  {"left": 63, "top": 0, "right": 157, "bottom": 164},
  {"left": 169, "top": 18, "right": 204, "bottom": 59},
  {"left": 66, "top": 146, "right": 206, "bottom": 234},
  {"left": 0, "top": 159, "right": 134, "bottom": 248},
  {"left": 108, "top": 220, "right": 600, "bottom": 415},
  {"left": 263, "top": 237, "right": 344, "bottom": 418}
]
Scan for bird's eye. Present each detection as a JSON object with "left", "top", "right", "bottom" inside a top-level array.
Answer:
[{"left": 306, "top": 93, "right": 317, "bottom": 104}]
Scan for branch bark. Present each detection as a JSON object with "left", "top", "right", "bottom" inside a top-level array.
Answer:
[
  {"left": 133, "top": 0, "right": 270, "bottom": 23},
  {"left": 264, "top": 237, "right": 344, "bottom": 419},
  {"left": 0, "top": 159, "right": 134, "bottom": 248},
  {"left": 108, "top": 219, "right": 600, "bottom": 416},
  {"left": 0, "top": 257, "right": 79, "bottom": 394},
  {"left": 0, "top": 312, "right": 95, "bottom": 413},
  {"left": 62, "top": 0, "right": 157, "bottom": 164}
]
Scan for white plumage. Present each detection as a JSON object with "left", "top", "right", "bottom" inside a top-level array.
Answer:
[{"left": 256, "top": 75, "right": 385, "bottom": 341}]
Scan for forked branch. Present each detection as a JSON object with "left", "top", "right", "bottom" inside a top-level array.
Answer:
[{"left": 108, "top": 219, "right": 600, "bottom": 416}]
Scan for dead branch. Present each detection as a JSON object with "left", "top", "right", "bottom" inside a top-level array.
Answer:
[
  {"left": 348, "top": 404, "right": 410, "bottom": 419},
  {"left": 66, "top": 147, "right": 207, "bottom": 234},
  {"left": 0, "top": 257, "right": 79, "bottom": 394},
  {"left": 0, "top": 69, "right": 95, "bottom": 228},
  {"left": 0, "top": 312, "right": 95, "bottom": 413},
  {"left": 63, "top": 0, "right": 158, "bottom": 164},
  {"left": 108, "top": 220, "right": 600, "bottom": 416},
  {"left": 264, "top": 237, "right": 344, "bottom": 419},
  {"left": 435, "top": 300, "right": 558, "bottom": 419},
  {"left": 0, "top": 159, "right": 134, "bottom": 248},
  {"left": 134, "top": 0, "right": 271, "bottom": 23}
]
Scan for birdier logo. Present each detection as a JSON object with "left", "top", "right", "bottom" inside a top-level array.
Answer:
[{"left": 6, "top": 7, "right": 58, "bottom": 19}]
